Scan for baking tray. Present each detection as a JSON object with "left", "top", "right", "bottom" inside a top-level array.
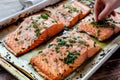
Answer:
[
  {"left": 0, "top": 0, "right": 120, "bottom": 80},
  {"left": 0, "top": 0, "right": 60, "bottom": 29},
  {"left": 0, "top": 58, "right": 30, "bottom": 80}
]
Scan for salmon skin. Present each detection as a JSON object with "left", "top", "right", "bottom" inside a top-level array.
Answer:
[
  {"left": 30, "top": 31, "right": 101, "bottom": 80},
  {"left": 4, "top": 12, "right": 64, "bottom": 56},
  {"left": 51, "top": 1, "right": 91, "bottom": 27},
  {"left": 78, "top": 13, "right": 120, "bottom": 41}
]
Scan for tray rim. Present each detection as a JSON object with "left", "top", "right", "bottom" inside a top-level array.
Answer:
[
  {"left": 83, "top": 43, "right": 120, "bottom": 80},
  {"left": 0, "top": 58, "right": 30, "bottom": 80}
]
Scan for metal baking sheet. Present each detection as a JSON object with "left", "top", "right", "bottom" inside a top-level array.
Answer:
[
  {"left": 0, "top": 0, "right": 120, "bottom": 80},
  {"left": 0, "top": 58, "right": 30, "bottom": 80},
  {"left": 0, "top": 0, "right": 60, "bottom": 29}
]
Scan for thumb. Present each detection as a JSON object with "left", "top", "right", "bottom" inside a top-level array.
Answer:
[{"left": 98, "top": 5, "right": 113, "bottom": 20}]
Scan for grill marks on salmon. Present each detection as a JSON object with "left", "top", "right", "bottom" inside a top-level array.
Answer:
[
  {"left": 51, "top": 1, "right": 91, "bottom": 27},
  {"left": 78, "top": 14, "right": 120, "bottom": 41},
  {"left": 4, "top": 13, "right": 64, "bottom": 56},
  {"left": 30, "top": 31, "right": 101, "bottom": 80}
]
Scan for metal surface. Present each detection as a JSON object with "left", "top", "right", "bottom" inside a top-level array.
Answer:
[
  {"left": 0, "top": 0, "right": 119, "bottom": 80},
  {"left": 0, "top": 58, "right": 29, "bottom": 80},
  {"left": 0, "top": 0, "right": 60, "bottom": 29}
]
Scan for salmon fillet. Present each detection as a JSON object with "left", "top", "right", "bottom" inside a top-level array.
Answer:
[
  {"left": 4, "top": 13, "right": 64, "bottom": 56},
  {"left": 78, "top": 14, "right": 120, "bottom": 41},
  {"left": 51, "top": 1, "right": 91, "bottom": 27},
  {"left": 30, "top": 31, "right": 101, "bottom": 80}
]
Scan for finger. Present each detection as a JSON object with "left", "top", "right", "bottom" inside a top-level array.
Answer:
[
  {"left": 94, "top": 0, "right": 101, "bottom": 21},
  {"left": 108, "top": 11, "right": 116, "bottom": 17},
  {"left": 98, "top": 5, "right": 113, "bottom": 20},
  {"left": 111, "top": 11, "right": 116, "bottom": 16}
]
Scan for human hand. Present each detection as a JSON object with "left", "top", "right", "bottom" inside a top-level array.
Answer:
[{"left": 94, "top": 0, "right": 120, "bottom": 21}]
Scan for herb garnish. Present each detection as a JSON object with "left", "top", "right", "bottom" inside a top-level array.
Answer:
[
  {"left": 90, "top": 18, "right": 119, "bottom": 29},
  {"left": 90, "top": 19, "right": 110, "bottom": 27},
  {"left": 69, "top": 39, "right": 76, "bottom": 43},
  {"left": 63, "top": 4, "right": 79, "bottom": 13},
  {"left": 62, "top": 36, "right": 68, "bottom": 39},
  {"left": 38, "top": 50, "right": 42, "bottom": 54},
  {"left": 27, "top": 45, "right": 30, "bottom": 48},
  {"left": 57, "top": 38, "right": 66, "bottom": 46},
  {"left": 78, "top": 40, "right": 89, "bottom": 46},
  {"left": 52, "top": 20, "right": 57, "bottom": 23},
  {"left": 64, "top": 51, "right": 80, "bottom": 64},
  {"left": 25, "top": 25, "right": 31, "bottom": 30},
  {"left": 48, "top": 44, "right": 53, "bottom": 48},
  {"left": 32, "top": 21, "right": 39, "bottom": 28},
  {"left": 61, "top": 13, "right": 66, "bottom": 17},
  {"left": 55, "top": 46, "right": 59, "bottom": 53},
  {"left": 34, "top": 28, "right": 40, "bottom": 36},
  {"left": 41, "top": 13, "right": 49, "bottom": 19},
  {"left": 31, "top": 18, "right": 41, "bottom": 36}
]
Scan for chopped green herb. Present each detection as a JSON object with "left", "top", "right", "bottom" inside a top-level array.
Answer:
[
  {"left": 32, "top": 21, "right": 39, "bottom": 28},
  {"left": 90, "top": 19, "right": 109, "bottom": 27},
  {"left": 30, "top": 17, "right": 33, "bottom": 20},
  {"left": 78, "top": 40, "right": 89, "bottom": 46},
  {"left": 63, "top": 4, "right": 79, "bottom": 13},
  {"left": 69, "top": 39, "right": 76, "bottom": 43},
  {"left": 57, "top": 38, "right": 66, "bottom": 46},
  {"left": 93, "top": 42, "right": 96, "bottom": 47},
  {"left": 48, "top": 44, "right": 53, "bottom": 48},
  {"left": 38, "top": 50, "right": 42, "bottom": 54},
  {"left": 55, "top": 46, "right": 59, "bottom": 53},
  {"left": 34, "top": 28, "right": 40, "bottom": 36},
  {"left": 41, "top": 13, "right": 49, "bottom": 19},
  {"left": 43, "top": 26, "right": 48, "bottom": 29},
  {"left": 52, "top": 20, "right": 57, "bottom": 23},
  {"left": 90, "top": 18, "right": 117, "bottom": 29},
  {"left": 97, "top": 30, "right": 101, "bottom": 36},
  {"left": 69, "top": 7, "right": 79, "bottom": 13},
  {"left": 38, "top": 16, "right": 41, "bottom": 19},
  {"left": 62, "top": 36, "right": 68, "bottom": 39},
  {"left": 64, "top": 51, "right": 80, "bottom": 64},
  {"left": 60, "top": 13, "right": 66, "bottom": 17},
  {"left": 77, "top": 36, "right": 81, "bottom": 38},
  {"left": 27, "top": 45, "right": 30, "bottom": 48},
  {"left": 65, "top": 44, "right": 70, "bottom": 48},
  {"left": 25, "top": 25, "right": 31, "bottom": 30}
]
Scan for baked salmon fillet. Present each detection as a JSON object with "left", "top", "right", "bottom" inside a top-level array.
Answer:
[
  {"left": 51, "top": 1, "right": 91, "bottom": 27},
  {"left": 30, "top": 31, "right": 101, "bottom": 80},
  {"left": 4, "top": 13, "right": 64, "bottom": 56},
  {"left": 78, "top": 13, "right": 120, "bottom": 41}
]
